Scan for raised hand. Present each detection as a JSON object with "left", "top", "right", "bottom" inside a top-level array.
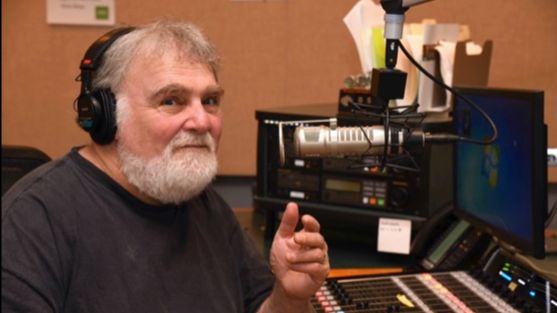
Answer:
[{"left": 269, "top": 202, "right": 330, "bottom": 300}]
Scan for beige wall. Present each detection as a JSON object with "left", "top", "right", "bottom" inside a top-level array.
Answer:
[{"left": 2, "top": 0, "right": 556, "bottom": 181}]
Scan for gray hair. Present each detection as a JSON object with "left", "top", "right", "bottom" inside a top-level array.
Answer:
[{"left": 92, "top": 20, "right": 220, "bottom": 93}]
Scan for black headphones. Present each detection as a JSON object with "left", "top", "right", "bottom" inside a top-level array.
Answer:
[{"left": 76, "top": 27, "right": 135, "bottom": 145}]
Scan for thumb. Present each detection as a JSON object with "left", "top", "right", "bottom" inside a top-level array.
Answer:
[{"left": 276, "top": 202, "right": 299, "bottom": 238}]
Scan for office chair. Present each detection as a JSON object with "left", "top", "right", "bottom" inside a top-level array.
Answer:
[{"left": 2, "top": 145, "right": 51, "bottom": 196}]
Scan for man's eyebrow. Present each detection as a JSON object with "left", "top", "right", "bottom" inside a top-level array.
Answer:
[
  {"left": 150, "top": 84, "right": 190, "bottom": 102},
  {"left": 149, "top": 84, "right": 224, "bottom": 101},
  {"left": 204, "top": 85, "right": 225, "bottom": 96}
]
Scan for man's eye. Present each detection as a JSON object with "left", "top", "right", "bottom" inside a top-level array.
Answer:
[
  {"left": 161, "top": 98, "right": 177, "bottom": 106},
  {"left": 202, "top": 96, "right": 220, "bottom": 106}
]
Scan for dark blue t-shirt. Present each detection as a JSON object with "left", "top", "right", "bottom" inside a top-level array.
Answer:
[{"left": 2, "top": 148, "right": 274, "bottom": 313}]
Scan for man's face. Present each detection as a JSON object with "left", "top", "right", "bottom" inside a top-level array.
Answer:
[
  {"left": 114, "top": 50, "right": 224, "bottom": 204},
  {"left": 116, "top": 50, "right": 223, "bottom": 159}
]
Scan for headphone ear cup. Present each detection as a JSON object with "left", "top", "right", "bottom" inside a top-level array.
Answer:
[
  {"left": 76, "top": 93, "right": 101, "bottom": 133},
  {"left": 89, "top": 89, "right": 117, "bottom": 145},
  {"left": 76, "top": 27, "right": 135, "bottom": 144}
]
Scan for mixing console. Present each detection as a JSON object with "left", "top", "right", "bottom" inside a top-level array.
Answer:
[{"left": 312, "top": 270, "right": 555, "bottom": 313}]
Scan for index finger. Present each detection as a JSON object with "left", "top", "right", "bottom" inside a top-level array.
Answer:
[{"left": 301, "top": 214, "right": 320, "bottom": 233}]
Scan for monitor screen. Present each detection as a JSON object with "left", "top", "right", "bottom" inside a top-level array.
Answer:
[{"left": 452, "top": 86, "right": 546, "bottom": 259}]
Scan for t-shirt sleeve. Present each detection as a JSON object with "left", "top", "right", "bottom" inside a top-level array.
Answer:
[{"left": 2, "top": 196, "right": 74, "bottom": 313}]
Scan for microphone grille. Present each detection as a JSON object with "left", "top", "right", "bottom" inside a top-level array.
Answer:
[{"left": 302, "top": 127, "right": 321, "bottom": 142}]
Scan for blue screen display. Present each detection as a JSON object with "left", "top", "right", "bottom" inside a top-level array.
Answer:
[{"left": 453, "top": 93, "right": 533, "bottom": 244}]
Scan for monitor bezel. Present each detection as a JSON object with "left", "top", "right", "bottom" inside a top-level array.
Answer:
[{"left": 452, "top": 86, "right": 547, "bottom": 259}]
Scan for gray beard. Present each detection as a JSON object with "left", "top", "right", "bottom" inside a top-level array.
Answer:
[{"left": 117, "top": 132, "right": 218, "bottom": 204}]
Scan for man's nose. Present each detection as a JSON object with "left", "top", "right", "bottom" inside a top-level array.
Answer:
[{"left": 182, "top": 102, "right": 211, "bottom": 133}]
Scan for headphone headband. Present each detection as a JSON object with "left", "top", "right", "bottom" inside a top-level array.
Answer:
[{"left": 80, "top": 27, "right": 135, "bottom": 71}]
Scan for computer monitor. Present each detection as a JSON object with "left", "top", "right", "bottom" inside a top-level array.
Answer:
[{"left": 452, "top": 86, "right": 547, "bottom": 259}]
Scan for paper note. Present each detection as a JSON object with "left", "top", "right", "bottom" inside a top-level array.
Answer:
[{"left": 377, "top": 218, "right": 411, "bottom": 254}]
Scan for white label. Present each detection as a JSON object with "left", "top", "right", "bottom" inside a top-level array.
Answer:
[
  {"left": 377, "top": 218, "right": 411, "bottom": 254},
  {"left": 289, "top": 191, "right": 305, "bottom": 199},
  {"left": 294, "top": 159, "right": 305, "bottom": 167}
]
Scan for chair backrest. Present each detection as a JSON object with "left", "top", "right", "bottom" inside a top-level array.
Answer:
[{"left": 2, "top": 145, "right": 51, "bottom": 196}]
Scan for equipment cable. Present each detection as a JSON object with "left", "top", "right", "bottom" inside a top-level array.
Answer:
[{"left": 397, "top": 40, "right": 498, "bottom": 145}]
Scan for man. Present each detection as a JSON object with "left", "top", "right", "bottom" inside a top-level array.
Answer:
[{"left": 2, "top": 20, "right": 329, "bottom": 312}]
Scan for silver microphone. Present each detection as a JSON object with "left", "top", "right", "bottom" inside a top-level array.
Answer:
[{"left": 293, "top": 125, "right": 425, "bottom": 158}]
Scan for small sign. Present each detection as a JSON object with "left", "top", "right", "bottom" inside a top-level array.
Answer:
[
  {"left": 47, "top": 0, "right": 115, "bottom": 26},
  {"left": 377, "top": 218, "right": 411, "bottom": 254}
]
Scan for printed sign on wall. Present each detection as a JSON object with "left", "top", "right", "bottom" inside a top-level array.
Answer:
[{"left": 47, "top": 0, "right": 115, "bottom": 26}]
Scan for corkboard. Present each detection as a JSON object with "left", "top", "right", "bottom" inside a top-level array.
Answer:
[{"left": 2, "top": 0, "right": 556, "bottom": 181}]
